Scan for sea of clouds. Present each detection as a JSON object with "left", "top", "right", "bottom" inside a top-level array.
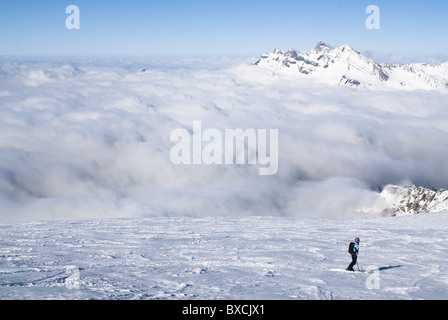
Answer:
[{"left": 0, "top": 56, "right": 447, "bottom": 223}]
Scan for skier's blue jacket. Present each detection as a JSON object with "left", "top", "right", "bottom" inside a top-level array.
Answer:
[{"left": 353, "top": 242, "right": 359, "bottom": 256}]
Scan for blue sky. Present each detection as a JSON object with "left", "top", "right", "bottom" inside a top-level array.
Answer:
[{"left": 0, "top": 0, "right": 447, "bottom": 61}]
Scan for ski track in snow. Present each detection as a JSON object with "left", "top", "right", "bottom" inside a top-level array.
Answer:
[{"left": 0, "top": 212, "right": 447, "bottom": 300}]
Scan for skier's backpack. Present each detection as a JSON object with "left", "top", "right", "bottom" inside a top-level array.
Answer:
[{"left": 348, "top": 242, "right": 355, "bottom": 254}]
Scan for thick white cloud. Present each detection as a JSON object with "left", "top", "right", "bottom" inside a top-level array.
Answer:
[{"left": 0, "top": 57, "right": 447, "bottom": 222}]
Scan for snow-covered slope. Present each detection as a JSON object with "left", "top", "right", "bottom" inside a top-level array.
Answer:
[
  {"left": 381, "top": 185, "right": 448, "bottom": 216},
  {"left": 1, "top": 213, "right": 447, "bottom": 300},
  {"left": 255, "top": 42, "right": 448, "bottom": 90}
]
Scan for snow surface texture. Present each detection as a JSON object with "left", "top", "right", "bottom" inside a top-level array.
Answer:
[
  {"left": 0, "top": 212, "right": 447, "bottom": 300},
  {"left": 1, "top": 53, "right": 447, "bottom": 223},
  {"left": 255, "top": 42, "right": 448, "bottom": 90}
]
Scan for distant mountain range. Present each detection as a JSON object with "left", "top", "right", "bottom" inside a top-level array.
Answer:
[{"left": 255, "top": 42, "right": 448, "bottom": 90}]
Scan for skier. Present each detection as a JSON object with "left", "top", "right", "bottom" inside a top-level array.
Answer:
[{"left": 346, "top": 237, "right": 360, "bottom": 271}]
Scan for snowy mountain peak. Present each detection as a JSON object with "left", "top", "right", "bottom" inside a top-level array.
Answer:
[
  {"left": 336, "top": 43, "right": 358, "bottom": 54},
  {"left": 381, "top": 185, "right": 448, "bottom": 216},
  {"left": 255, "top": 42, "right": 448, "bottom": 90},
  {"left": 314, "top": 41, "right": 332, "bottom": 53}
]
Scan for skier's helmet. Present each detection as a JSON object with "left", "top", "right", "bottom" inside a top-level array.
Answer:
[{"left": 355, "top": 237, "right": 360, "bottom": 243}]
